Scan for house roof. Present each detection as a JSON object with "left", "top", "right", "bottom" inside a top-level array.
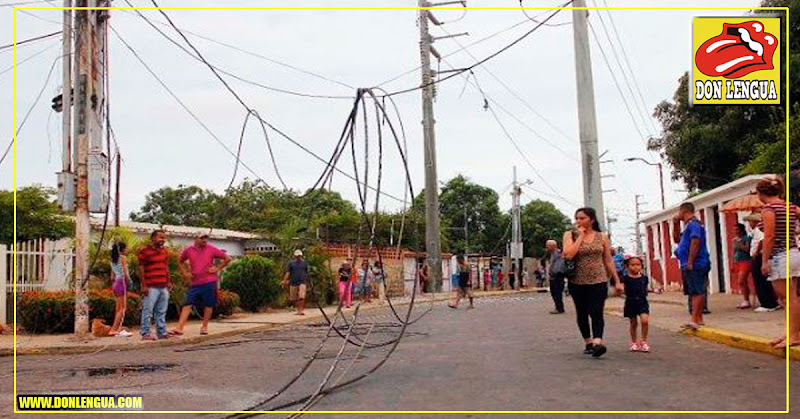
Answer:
[
  {"left": 639, "top": 174, "right": 768, "bottom": 225},
  {"left": 89, "top": 218, "right": 262, "bottom": 240}
]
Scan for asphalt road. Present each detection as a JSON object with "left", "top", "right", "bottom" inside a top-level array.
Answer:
[{"left": 1, "top": 293, "right": 797, "bottom": 419}]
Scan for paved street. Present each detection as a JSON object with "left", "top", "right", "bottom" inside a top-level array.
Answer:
[{"left": 1, "top": 293, "right": 797, "bottom": 418}]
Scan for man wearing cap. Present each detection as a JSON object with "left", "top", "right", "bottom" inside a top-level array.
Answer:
[
  {"left": 283, "top": 250, "right": 310, "bottom": 315},
  {"left": 172, "top": 233, "right": 231, "bottom": 336}
]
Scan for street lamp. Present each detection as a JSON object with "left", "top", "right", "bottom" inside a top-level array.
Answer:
[{"left": 625, "top": 157, "right": 666, "bottom": 210}]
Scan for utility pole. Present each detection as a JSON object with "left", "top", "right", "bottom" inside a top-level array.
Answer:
[
  {"left": 634, "top": 194, "right": 646, "bottom": 255},
  {"left": 571, "top": 0, "right": 605, "bottom": 228},
  {"left": 114, "top": 148, "right": 120, "bottom": 227},
  {"left": 606, "top": 210, "right": 617, "bottom": 241},
  {"left": 72, "top": 0, "right": 91, "bottom": 337},
  {"left": 418, "top": 0, "right": 442, "bottom": 291},
  {"left": 71, "top": 0, "right": 109, "bottom": 336},
  {"left": 625, "top": 157, "right": 666, "bottom": 210},
  {"left": 418, "top": 0, "right": 466, "bottom": 291},
  {"left": 510, "top": 166, "right": 524, "bottom": 288}
]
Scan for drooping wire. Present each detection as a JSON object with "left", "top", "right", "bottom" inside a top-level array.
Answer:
[
  {"left": 519, "top": 0, "right": 572, "bottom": 27},
  {"left": 0, "top": 53, "right": 59, "bottom": 166},
  {"left": 0, "top": 30, "right": 61, "bottom": 52},
  {"left": 139, "top": 2, "right": 409, "bottom": 204},
  {"left": 0, "top": 38, "right": 59, "bottom": 77},
  {"left": 380, "top": 1, "right": 574, "bottom": 97},
  {"left": 117, "top": 2, "right": 355, "bottom": 91},
  {"left": 377, "top": 17, "right": 535, "bottom": 87},
  {"left": 120, "top": 2, "right": 354, "bottom": 100},
  {"left": 586, "top": 19, "right": 648, "bottom": 144},
  {"left": 438, "top": 23, "right": 578, "bottom": 151},
  {"left": 108, "top": 24, "right": 272, "bottom": 185}
]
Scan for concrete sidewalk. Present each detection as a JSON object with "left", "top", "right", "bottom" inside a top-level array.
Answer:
[
  {"left": 605, "top": 291, "right": 800, "bottom": 360},
  {"left": 0, "top": 289, "right": 534, "bottom": 356}
]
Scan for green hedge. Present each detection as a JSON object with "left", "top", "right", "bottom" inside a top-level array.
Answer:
[
  {"left": 222, "top": 256, "right": 281, "bottom": 312},
  {"left": 17, "top": 289, "right": 142, "bottom": 334},
  {"left": 16, "top": 288, "right": 241, "bottom": 334}
]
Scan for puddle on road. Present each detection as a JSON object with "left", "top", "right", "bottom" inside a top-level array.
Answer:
[{"left": 58, "top": 363, "right": 179, "bottom": 379}]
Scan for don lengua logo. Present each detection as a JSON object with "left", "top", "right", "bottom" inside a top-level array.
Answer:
[{"left": 692, "top": 17, "right": 781, "bottom": 105}]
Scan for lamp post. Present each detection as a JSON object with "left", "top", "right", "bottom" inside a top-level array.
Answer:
[{"left": 625, "top": 157, "right": 665, "bottom": 210}]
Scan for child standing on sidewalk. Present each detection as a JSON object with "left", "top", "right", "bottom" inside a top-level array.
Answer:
[{"left": 622, "top": 256, "right": 650, "bottom": 352}]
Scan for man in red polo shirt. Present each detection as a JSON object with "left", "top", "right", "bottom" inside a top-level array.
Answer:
[
  {"left": 171, "top": 233, "right": 230, "bottom": 336},
  {"left": 137, "top": 230, "right": 173, "bottom": 340}
]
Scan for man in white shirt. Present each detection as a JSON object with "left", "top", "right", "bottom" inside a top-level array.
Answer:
[{"left": 746, "top": 213, "right": 779, "bottom": 312}]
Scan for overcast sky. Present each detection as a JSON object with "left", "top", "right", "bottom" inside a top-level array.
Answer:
[{"left": 1, "top": 0, "right": 761, "bottom": 252}]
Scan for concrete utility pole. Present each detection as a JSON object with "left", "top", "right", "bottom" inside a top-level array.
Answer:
[
  {"left": 571, "top": 0, "right": 605, "bottom": 228},
  {"left": 634, "top": 194, "right": 645, "bottom": 255},
  {"left": 72, "top": 1, "right": 91, "bottom": 337},
  {"left": 72, "top": 0, "right": 109, "bottom": 336}
]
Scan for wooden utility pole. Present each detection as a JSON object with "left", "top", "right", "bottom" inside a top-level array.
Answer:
[
  {"left": 114, "top": 148, "right": 120, "bottom": 227},
  {"left": 571, "top": 0, "right": 605, "bottom": 228},
  {"left": 418, "top": 0, "right": 442, "bottom": 291}
]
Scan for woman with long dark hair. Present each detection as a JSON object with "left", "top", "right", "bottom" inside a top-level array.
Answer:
[
  {"left": 757, "top": 177, "right": 800, "bottom": 348},
  {"left": 562, "top": 207, "right": 623, "bottom": 357},
  {"left": 109, "top": 242, "right": 132, "bottom": 337}
]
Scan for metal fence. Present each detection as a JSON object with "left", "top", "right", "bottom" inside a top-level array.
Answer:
[{"left": 1, "top": 238, "right": 74, "bottom": 325}]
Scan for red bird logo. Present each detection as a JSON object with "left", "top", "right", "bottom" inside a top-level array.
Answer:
[{"left": 695, "top": 21, "right": 778, "bottom": 79}]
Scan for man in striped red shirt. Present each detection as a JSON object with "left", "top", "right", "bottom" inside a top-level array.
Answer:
[{"left": 137, "top": 230, "right": 173, "bottom": 340}]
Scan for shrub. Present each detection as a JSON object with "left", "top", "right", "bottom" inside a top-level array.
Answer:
[
  {"left": 221, "top": 256, "right": 281, "bottom": 311},
  {"left": 214, "top": 289, "right": 241, "bottom": 317},
  {"left": 17, "top": 289, "right": 142, "bottom": 334}
]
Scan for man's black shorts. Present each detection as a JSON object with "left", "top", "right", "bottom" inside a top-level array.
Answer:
[{"left": 682, "top": 268, "right": 709, "bottom": 296}]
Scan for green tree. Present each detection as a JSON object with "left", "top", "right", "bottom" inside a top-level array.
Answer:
[
  {"left": 650, "top": 1, "right": 799, "bottom": 190},
  {"left": 520, "top": 200, "right": 572, "bottom": 259},
  {"left": 129, "top": 185, "right": 219, "bottom": 227},
  {"left": 0, "top": 185, "right": 73, "bottom": 245},
  {"left": 439, "top": 175, "right": 506, "bottom": 254}
]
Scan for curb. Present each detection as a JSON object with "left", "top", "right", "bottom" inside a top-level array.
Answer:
[
  {"left": 3, "top": 289, "right": 534, "bottom": 357},
  {"left": 605, "top": 307, "right": 799, "bottom": 361},
  {"left": 680, "top": 326, "right": 800, "bottom": 361}
]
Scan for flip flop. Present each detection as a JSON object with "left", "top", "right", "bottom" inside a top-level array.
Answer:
[
  {"left": 200, "top": 328, "right": 208, "bottom": 335},
  {"left": 169, "top": 329, "right": 184, "bottom": 336}
]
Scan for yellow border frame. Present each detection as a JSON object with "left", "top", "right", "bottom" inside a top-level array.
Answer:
[{"left": 12, "top": 4, "right": 791, "bottom": 415}]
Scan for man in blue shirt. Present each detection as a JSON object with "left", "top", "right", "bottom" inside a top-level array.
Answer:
[{"left": 672, "top": 202, "right": 712, "bottom": 329}]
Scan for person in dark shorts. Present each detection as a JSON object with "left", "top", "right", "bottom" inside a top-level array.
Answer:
[
  {"left": 672, "top": 202, "right": 711, "bottom": 330},
  {"left": 283, "top": 250, "right": 311, "bottom": 315},
  {"left": 622, "top": 256, "right": 651, "bottom": 352},
  {"left": 449, "top": 255, "right": 474, "bottom": 309},
  {"left": 172, "top": 233, "right": 231, "bottom": 336}
]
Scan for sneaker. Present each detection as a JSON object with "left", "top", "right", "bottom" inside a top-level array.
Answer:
[
  {"left": 141, "top": 334, "right": 156, "bottom": 341},
  {"left": 583, "top": 343, "right": 594, "bottom": 354},
  {"left": 117, "top": 330, "right": 133, "bottom": 337},
  {"left": 629, "top": 342, "right": 641, "bottom": 352},
  {"left": 681, "top": 322, "right": 700, "bottom": 330},
  {"left": 591, "top": 344, "right": 607, "bottom": 358},
  {"left": 639, "top": 342, "right": 650, "bottom": 352},
  {"left": 736, "top": 301, "right": 752, "bottom": 309},
  {"left": 703, "top": 309, "right": 712, "bottom": 315},
  {"left": 754, "top": 307, "right": 770, "bottom": 313}
]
